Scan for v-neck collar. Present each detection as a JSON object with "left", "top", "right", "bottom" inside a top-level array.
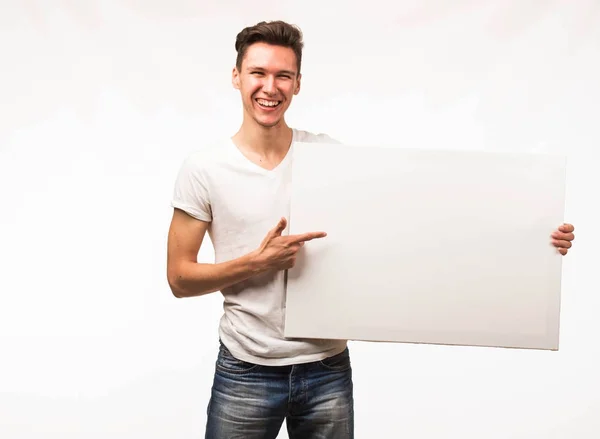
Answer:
[{"left": 229, "top": 129, "right": 296, "bottom": 176}]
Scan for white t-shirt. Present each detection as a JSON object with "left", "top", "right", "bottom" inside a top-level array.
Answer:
[{"left": 171, "top": 128, "right": 348, "bottom": 366}]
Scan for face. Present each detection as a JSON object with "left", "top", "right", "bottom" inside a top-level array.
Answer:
[{"left": 232, "top": 42, "right": 301, "bottom": 129}]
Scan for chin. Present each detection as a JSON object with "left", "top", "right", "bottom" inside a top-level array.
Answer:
[{"left": 255, "top": 116, "right": 283, "bottom": 128}]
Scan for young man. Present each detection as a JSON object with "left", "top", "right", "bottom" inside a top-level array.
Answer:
[{"left": 167, "top": 20, "right": 576, "bottom": 439}]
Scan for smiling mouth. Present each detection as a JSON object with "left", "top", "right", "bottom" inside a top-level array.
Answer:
[{"left": 255, "top": 98, "right": 282, "bottom": 108}]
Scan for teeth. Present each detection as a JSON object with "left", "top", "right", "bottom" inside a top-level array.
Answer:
[{"left": 257, "top": 99, "right": 280, "bottom": 107}]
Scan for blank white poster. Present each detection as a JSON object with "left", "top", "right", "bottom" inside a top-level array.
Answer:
[{"left": 285, "top": 142, "right": 567, "bottom": 350}]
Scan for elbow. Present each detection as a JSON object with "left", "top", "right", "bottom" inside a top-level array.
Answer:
[
  {"left": 168, "top": 280, "right": 184, "bottom": 298},
  {"left": 167, "top": 263, "right": 214, "bottom": 298},
  {"left": 167, "top": 271, "right": 208, "bottom": 298},
  {"left": 170, "top": 285, "right": 183, "bottom": 298},
  {"left": 167, "top": 270, "right": 185, "bottom": 298}
]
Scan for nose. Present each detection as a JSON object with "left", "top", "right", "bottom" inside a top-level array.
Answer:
[{"left": 262, "top": 76, "right": 276, "bottom": 94}]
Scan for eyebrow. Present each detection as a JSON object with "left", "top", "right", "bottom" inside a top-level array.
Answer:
[{"left": 246, "top": 66, "right": 297, "bottom": 76}]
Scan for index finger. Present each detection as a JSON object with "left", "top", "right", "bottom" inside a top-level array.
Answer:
[{"left": 288, "top": 231, "right": 327, "bottom": 243}]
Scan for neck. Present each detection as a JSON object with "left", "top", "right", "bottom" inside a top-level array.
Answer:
[{"left": 232, "top": 117, "right": 293, "bottom": 157}]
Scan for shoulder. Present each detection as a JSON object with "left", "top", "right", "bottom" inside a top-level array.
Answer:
[
  {"left": 177, "top": 140, "right": 232, "bottom": 176},
  {"left": 293, "top": 128, "right": 342, "bottom": 144}
]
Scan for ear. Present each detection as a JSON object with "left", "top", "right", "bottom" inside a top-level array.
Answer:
[
  {"left": 294, "top": 73, "right": 302, "bottom": 95},
  {"left": 232, "top": 67, "right": 241, "bottom": 90}
]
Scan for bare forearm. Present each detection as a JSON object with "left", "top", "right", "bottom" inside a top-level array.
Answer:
[{"left": 169, "top": 251, "right": 269, "bottom": 298}]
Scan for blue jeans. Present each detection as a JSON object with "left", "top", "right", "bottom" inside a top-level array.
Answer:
[{"left": 205, "top": 341, "right": 354, "bottom": 439}]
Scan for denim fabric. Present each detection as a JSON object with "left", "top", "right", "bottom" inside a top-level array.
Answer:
[{"left": 204, "top": 341, "right": 354, "bottom": 439}]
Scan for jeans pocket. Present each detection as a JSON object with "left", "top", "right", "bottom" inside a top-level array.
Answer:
[
  {"left": 216, "top": 343, "right": 261, "bottom": 374},
  {"left": 319, "top": 347, "right": 351, "bottom": 372}
]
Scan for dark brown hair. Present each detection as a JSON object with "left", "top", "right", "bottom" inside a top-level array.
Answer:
[{"left": 235, "top": 20, "right": 304, "bottom": 75}]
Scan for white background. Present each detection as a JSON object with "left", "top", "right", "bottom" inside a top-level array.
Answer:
[{"left": 0, "top": 1, "right": 598, "bottom": 438}]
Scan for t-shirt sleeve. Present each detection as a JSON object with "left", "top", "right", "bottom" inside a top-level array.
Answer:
[
  {"left": 170, "top": 153, "right": 212, "bottom": 222},
  {"left": 317, "top": 133, "right": 342, "bottom": 144}
]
